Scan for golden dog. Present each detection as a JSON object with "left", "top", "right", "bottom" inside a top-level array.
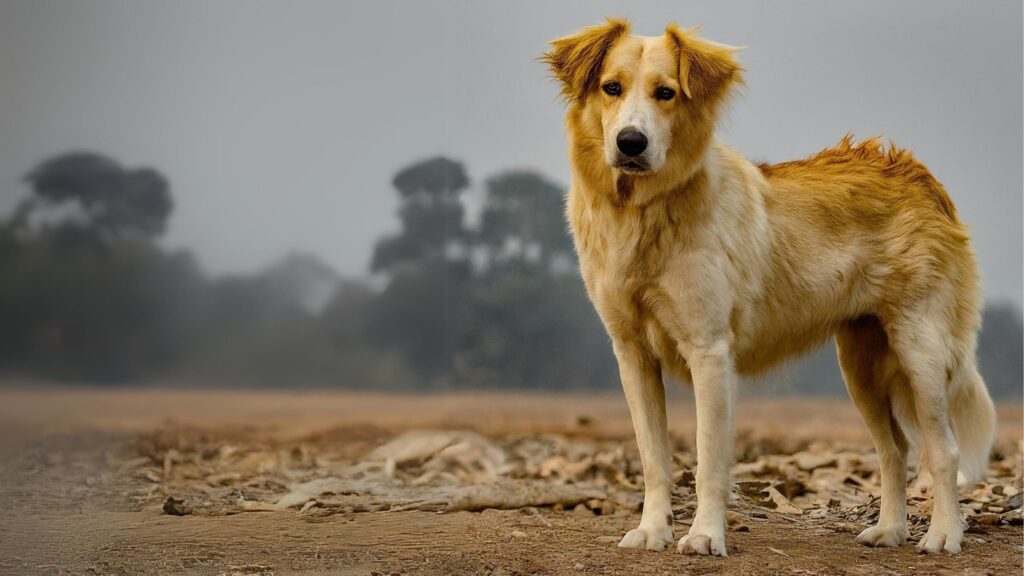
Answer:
[{"left": 544, "top": 19, "right": 995, "bottom": 556}]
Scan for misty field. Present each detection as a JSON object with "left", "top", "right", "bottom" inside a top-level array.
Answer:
[{"left": 1, "top": 390, "right": 1021, "bottom": 576}]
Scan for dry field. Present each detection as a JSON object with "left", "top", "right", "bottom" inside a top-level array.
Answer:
[{"left": 0, "top": 389, "right": 1021, "bottom": 576}]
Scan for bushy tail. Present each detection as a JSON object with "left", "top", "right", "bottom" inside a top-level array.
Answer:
[{"left": 949, "top": 366, "right": 996, "bottom": 484}]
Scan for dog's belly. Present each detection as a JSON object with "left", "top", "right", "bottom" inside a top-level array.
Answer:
[
  {"left": 638, "top": 296, "right": 842, "bottom": 382},
  {"left": 612, "top": 271, "right": 855, "bottom": 383},
  {"left": 731, "top": 275, "right": 872, "bottom": 375},
  {"left": 733, "top": 316, "right": 839, "bottom": 376}
]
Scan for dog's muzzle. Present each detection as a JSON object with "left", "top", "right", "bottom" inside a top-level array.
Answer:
[{"left": 614, "top": 128, "right": 651, "bottom": 173}]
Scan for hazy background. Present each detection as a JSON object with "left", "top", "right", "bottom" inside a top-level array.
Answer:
[{"left": 0, "top": 1, "right": 1020, "bottom": 396}]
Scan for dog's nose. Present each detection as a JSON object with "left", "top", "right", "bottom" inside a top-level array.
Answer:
[{"left": 616, "top": 129, "right": 648, "bottom": 157}]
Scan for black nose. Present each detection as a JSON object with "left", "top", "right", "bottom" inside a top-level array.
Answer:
[{"left": 616, "top": 129, "right": 648, "bottom": 157}]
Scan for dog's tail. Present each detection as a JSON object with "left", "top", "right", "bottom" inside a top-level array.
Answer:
[
  {"left": 948, "top": 363, "right": 996, "bottom": 484},
  {"left": 896, "top": 357, "right": 996, "bottom": 487}
]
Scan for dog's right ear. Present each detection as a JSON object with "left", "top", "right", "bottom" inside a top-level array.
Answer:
[{"left": 543, "top": 18, "right": 630, "bottom": 103}]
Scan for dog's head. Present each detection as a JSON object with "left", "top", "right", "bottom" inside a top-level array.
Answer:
[{"left": 544, "top": 19, "right": 742, "bottom": 181}]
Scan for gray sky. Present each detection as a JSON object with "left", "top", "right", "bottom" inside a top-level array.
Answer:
[{"left": 1, "top": 1, "right": 1021, "bottom": 306}]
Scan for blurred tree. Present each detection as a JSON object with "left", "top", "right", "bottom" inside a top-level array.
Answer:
[
  {"left": 0, "top": 223, "right": 204, "bottom": 381},
  {"left": 478, "top": 171, "right": 573, "bottom": 268},
  {"left": 979, "top": 303, "right": 1024, "bottom": 398},
  {"left": 371, "top": 157, "right": 469, "bottom": 273},
  {"left": 0, "top": 150, "right": 1018, "bottom": 397},
  {"left": 0, "top": 153, "right": 188, "bottom": 382},
  {"left": 368, "top": 262, "right": 471, "bottom": 384},
  {"left": 367, "top": 157, "right": 472, "bottom": 385},
  {"left": 454, "top": 262, "right": 616, "bottom": 390},
  {"left": 454, "top": 169, "right": 616, "bottom": 389},
  {"left": 20, "top": 152, "right": 173, "bottom": 238}
]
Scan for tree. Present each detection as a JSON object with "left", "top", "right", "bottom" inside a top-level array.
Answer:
[
  {"left": 979, "top": 303, "right": 1024, "bottom": 398},
  {"left": 478, "top": 171, "right": 573, "bottom": 268},
  {"left": 454, "top": 261, "right": 616, "bottom": 390},
  {"left": 371, "top": 157, "right": 469, "bottom": 273},
  {"left": 454, "top": 170, "right": 616, "bottom": 389},
  {"left": 0, "top": 153, "right": 187, "bottom": 382},
  {"left": 20, "top": 152, "right": 172, "bottom": 238},
  {"left": 366, "top": 157, "right": 473, "bottom": 384}
]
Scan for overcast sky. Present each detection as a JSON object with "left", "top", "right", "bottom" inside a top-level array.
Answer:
[{"left": 0, "top": 1, "right": 1020, "bottom": 306}]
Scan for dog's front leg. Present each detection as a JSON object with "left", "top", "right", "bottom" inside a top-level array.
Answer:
[
  {"left": 613, "top": 341, "right": 675, "bottom": 552},
  {"left": 678, "top": 340, "right": 736, "bottom": 557}
]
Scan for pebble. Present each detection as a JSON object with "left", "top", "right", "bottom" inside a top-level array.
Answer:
[
  {"left": 976, "top": 513, "right": 1002, "bottom": 526},
  {"left": 1002, "top": 509, "right": 1022, "bottom": 525},
  {"left": 1007, "top": 493, "right": 1023, "bottom": 510},
  {"left": 586, "top": 498, "right": 616, "bottom": 515},
  {"left": 162, "top": 496, "right": 191, "bottom": 516}
]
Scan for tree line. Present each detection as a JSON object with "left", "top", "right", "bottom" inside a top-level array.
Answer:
[{"left": 0, "top": 153, "right": 1019, "bottom": 397}]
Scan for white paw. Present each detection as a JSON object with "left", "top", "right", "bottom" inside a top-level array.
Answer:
[
  {"left": 856, "top": 524, "right": 909, "bottom": 548},
  {"left": 677, "top": 528, "right": 727, "bottom": 557},
  {"left": 618, "top": 525, "right": 674, "bottom": 551},
  {"left": 917, "top": 523, "right": 963, "bottom": 554}
]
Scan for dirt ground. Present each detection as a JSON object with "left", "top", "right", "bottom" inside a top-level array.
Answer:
[{"left": 0, "top": 389, "right": 1021, "bottom": 576}]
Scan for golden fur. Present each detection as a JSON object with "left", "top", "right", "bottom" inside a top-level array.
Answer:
[{"left": 545, "top": 19, "right": 995, "bottom": 557}]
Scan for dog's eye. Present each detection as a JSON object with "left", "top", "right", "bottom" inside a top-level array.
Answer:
[
  {"left": 602, "top": 82, "right": 622, "bottom": 96},
  {"left": 655, "top": 86, "right": 675, "bottom": 101}
]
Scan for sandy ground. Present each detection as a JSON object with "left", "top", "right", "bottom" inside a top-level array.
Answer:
[{"left": 0, "top": 389, "right": 1021, "bottom": 576}]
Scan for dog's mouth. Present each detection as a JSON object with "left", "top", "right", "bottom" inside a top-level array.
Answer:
[{"left": 615, "top": 160, "right": 650, "bottom": 175}]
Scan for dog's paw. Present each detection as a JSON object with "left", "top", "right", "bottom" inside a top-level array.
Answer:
[
  {"left": 677, "top": 529, "right": 727, "bottom": 557},
  {"left": 618, "top": 525, "right": 674, "bottom": 551},
  {"left": 917, "top": 523, "right": 963, "bottom": 554},
  {"left": 856, "top": 524, "right": 909, "bottom": 548}
]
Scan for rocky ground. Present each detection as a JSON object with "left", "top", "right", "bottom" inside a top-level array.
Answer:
[{"left": 0, "top": 390, "right": 1020, "bottom": 575}]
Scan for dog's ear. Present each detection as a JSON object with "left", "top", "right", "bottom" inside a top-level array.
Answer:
[
  {"left": 666, "top": 24, "right": 743, "bottom": 102},
  {"left": 543, "top": 18, "right": 630, "bottom": 103}
]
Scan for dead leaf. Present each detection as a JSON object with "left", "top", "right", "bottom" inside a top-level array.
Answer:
[{"left": 766, "top": 486, "right": 802, "bottom": 515}]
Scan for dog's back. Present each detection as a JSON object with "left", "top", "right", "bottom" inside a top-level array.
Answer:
[{"left": 730, "top": 136, "right": 979, "bottom": 375}]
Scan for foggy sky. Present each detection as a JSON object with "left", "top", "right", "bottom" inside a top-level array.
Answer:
[{"left": 0, "top": 1, "right": 1021, "bottom": 306}]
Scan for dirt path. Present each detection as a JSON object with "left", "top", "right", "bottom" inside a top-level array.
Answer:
[
  {"left": 1, "top": 390, "right": 1021, "bottom": 576},
  {"left": 6, "top": 505, "right": 1022, "bottom": 575}
]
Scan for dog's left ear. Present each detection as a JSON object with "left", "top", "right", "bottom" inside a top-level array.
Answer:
[
  {"left": 666, "top": 24, "right": 743, "bottom": 103},
  {"left": 543, "top": 18, "right": 631, "bottom": 103}
]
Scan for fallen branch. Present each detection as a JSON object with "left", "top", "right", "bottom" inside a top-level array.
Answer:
[{"left": 447, "top": 482, "right": 606, "bottom": 512}]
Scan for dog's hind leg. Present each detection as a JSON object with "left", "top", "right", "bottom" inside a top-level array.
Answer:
[
  {"left": 884, "top": 311, "right": 965, "bottom": 554},
  {"left": 613, "top": 341, "right": 675, "bottom": 552},
  {"left": 836, "top": 316, "right": 910, "bottom": 547}
]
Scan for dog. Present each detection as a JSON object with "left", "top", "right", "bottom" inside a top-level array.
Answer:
[{"left": 543, "top": 19, "right": 996, "bottom": 556}]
